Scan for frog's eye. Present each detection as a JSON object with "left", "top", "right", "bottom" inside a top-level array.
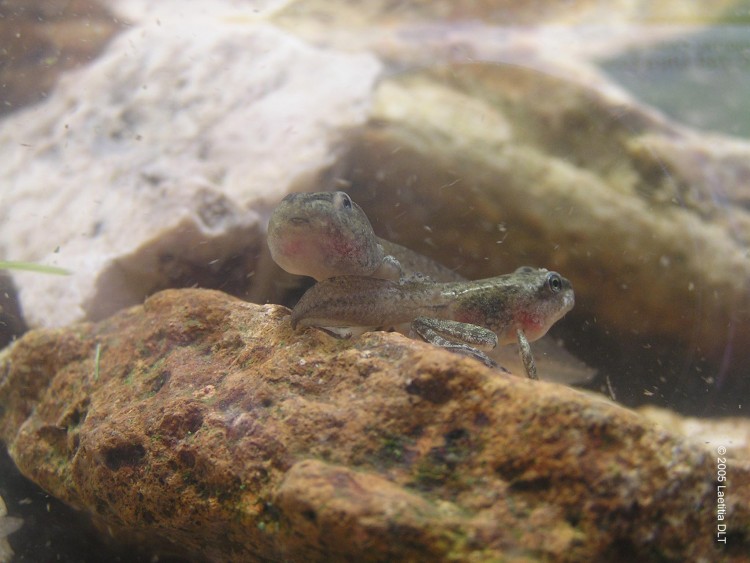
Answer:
[
  {"left": 546, "top": 272, "right": 563, "bottom": 293},
  {"left": 336, "top": 192, "right": 353, "bottom": 210}
]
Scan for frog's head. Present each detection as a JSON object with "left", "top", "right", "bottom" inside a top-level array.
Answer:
[
  {"left": 512, "top": 267, "right": 574, "bottom": 342},
  {"left": 267, "top": 192, "right": 384, "bottom": 280}
]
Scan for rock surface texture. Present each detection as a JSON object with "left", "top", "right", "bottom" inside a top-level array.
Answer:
[{"left": 1, "top": 288, "right": 747, "bottom": 561}]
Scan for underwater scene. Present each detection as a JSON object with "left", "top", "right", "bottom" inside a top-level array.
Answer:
[{"left": 0, "top": 0, "right": 749, "bottom": 561}]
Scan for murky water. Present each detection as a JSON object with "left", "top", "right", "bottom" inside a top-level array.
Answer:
[{"left": 1, "top": 1, "right": 748, "bottom": 560}]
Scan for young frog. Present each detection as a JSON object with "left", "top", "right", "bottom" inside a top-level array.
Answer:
[
  {"left": 291, "top": 267, "right": 575, "bottom": 378},
  {"left": 267, "top": 191, "right": 575, "bottom": 377},
  {"left": 267, "top": 191, "right": 462, "bottom": 282}
]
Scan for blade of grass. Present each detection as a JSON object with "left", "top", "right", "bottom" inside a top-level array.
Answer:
[
  {"left": 0, "top": 261, "right": 71, "bottom": 275},
  {"left": 93, "top": 343, "right": 102, "bottom": 382}
]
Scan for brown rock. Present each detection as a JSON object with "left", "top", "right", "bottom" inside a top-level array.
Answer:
[
  {"left": 340, "top": 63, "right": 750, "bottom": 407},
  {"left": 640, "top": 405, "right": 750, "bottom": 463},
  {"left": 0, "top": 288, "right": 746, "bottom": 561}
]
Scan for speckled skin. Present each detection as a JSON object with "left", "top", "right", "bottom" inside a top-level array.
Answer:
[
  {"left": 267, "top": 191, "right": 462, "bottom": 282},
  {"left": 291, "top": 267, "right": 574, "bottom": 346}
]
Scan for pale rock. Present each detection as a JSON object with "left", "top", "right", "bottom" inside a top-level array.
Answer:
[{"left": 0, "top": 2, "right": 381, "bottom": 326}]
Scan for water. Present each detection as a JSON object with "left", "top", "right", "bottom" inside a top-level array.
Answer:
[
  {"left": 603, "top": 26, "right": 750, "bottom": 138},
  {"left": 1, "top": 1, "right": 748, "bottom": 560}
]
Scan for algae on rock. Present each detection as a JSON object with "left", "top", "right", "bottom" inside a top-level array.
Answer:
[{"left": 0, "top": 288, "right": 746, "bottom": 561}]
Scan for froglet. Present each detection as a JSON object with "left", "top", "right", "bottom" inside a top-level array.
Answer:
[
  {"left": 267, "top": 191, "right": 462, "bottom": 282},
  {"left": 291, "top": 267, "right": 575, "bottom": 377}
]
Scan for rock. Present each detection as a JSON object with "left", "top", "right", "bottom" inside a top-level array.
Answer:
[
  {"left": 0, "top": 1, "right": 381, "bottom": 328},
  {"left": 337, "top": 62, "right": 750, "bottom": 409},
  {"left": 271, "top": 0, "right": 740, "bottom": 60},
  {"left": 640, "top": 405, "right": 750, "bottom": 463},
  {"left": 0, "top": 444, "right": 130, "bottom": 562},
  {"left": 4, "top": 0, "right": 748, "bottom": 413},
  {"left": 0, "top": 0, "right": 120, "bottom": 117},
  {"left": 1, "top": 288, "right": 746, "bottom": 560}
]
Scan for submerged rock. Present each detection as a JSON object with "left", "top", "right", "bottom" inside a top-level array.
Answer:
[
  {"left": 0, "top": 288, "right": 746, "bottom": 561},
  {"left": 340, "top": 62, "right": 750, "bottom": 409},
  {"left": 3, "top": 0, "right": 748, "bottom": 412},
  {"left": 0, "top": 0, "right": 120, "bottom": 118},
  {"left": 0, "top": 2, "right": 381, "bottom": 328}
]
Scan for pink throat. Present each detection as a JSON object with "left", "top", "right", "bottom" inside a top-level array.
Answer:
[{"left": 515, "top": 311, "right": 545, "bottom": 340}]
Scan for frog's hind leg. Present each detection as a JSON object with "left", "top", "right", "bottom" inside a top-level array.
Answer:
[
  {"left": 413, "top": 317, "right": 498, "bottom": 350},
  {"left": 411, "top": 317, "right": 502, "bottom": 370}
]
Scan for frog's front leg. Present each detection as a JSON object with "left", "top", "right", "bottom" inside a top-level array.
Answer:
[
  {"left": 371, "top": 251, "right": 403, "bottom": 281},
  {"left": 411, "top": 317, "right": 500, "bottom": 369},
  {"left": 515, "top": 328, "right": 538, "bottom": 380}
]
